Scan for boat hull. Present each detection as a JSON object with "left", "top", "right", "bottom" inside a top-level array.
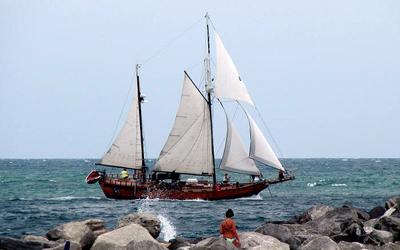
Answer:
[{"left": 98, "top": 178, "right": 270, "bottom": 200}]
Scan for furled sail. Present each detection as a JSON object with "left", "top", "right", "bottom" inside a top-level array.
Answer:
[
  {"left": 214, "top": 32, "right": 254, "bottom": 106},
  {"left": 154, "top": 72, "right": 214, "bottom": 175},
  {"left": 245, "top": 112, "right": 285, "bottom": 171},
  {"left": 220, "top": 109, "right": 260, "bottom": 176},
  {"left": 99, "top": 91, "right": 143, "bottom": 169}
]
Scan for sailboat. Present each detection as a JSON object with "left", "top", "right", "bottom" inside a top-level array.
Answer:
[{"left": 86, "top": 14, "right": 294, "bottom": 200}]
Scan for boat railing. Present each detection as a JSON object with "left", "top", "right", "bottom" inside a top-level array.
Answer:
[{"left": 103, "top": 174, "right": 139, "bottom": 187}]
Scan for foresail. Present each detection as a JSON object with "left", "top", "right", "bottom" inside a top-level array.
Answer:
[
  {"left": 99, "top": 92, "right": 142, "bottom": 169},
  {"left": 220, "top": 110, "right": 260, "bottom": 176},
  {"left": 246, "top": 112, "right": 285, "bottom": 171},
  {"left": 154, "top": 73, "right": 213, "bottom": 175},
  {"left": 214, "top": 32, "right": 254, "bottom": 106}
]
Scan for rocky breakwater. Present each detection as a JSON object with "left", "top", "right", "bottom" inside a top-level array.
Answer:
[
  {"left": 167, "top": 196, "right": 400, "bottom": 250},
  {"left": 0, "top": 213, "right": 166, "bottom": 250}
]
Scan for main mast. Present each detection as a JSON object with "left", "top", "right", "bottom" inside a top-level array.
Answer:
[
  {"left": 136, "top": 64, "right": 146, "bottom": 182},
  {"left": 205, "top": 13, "right": 217, "bottom": 186}
]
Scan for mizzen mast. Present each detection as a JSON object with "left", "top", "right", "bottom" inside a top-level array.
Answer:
[{"left": 205, "top": 13, "right": 217, "bottom": 186}]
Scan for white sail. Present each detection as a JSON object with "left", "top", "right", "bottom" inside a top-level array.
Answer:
[
  {"left": 99, "top": 91, "right": 142, "bottom": 169},
  {"left": 220, "top": 110, "right": 260, "bottom": 176},
  {"left": 246, "top": 112, "right": 285, "bottom": 171},
  {"left": 154, "top": 73, "right": 213, "bottom": 175},
  {"left": 214, "top": 32, "right": 254, "bottom": 106}
]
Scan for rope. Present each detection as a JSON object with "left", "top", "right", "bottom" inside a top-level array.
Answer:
[
  {"left": 254, "top": 105, "right": 285, "bottom": 158},
  {"left": 141, "top": 17, "right": 203, "bottom": 65}
]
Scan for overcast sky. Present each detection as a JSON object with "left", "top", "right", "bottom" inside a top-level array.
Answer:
[{"left": 1, "top": 1, "right": 399, "bottom": 158}]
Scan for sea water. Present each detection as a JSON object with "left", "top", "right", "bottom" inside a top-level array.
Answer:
[{"left": 0, "top": 158, "right": 399, "bottom": 241}]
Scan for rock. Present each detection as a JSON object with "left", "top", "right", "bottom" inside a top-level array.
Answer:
[
  {"left": 382, "top": 242, "right": 400, "bottom": 250},
  {"left": 295, "top": 205, "right": 334, "bottom": 224},
  {"left": 239, "top": 232, "right": 290, "bottom": 250},
  {"left": 190, "top": 237, "right": 224, "bottom": 250},
  {"left": 127, "top": 240, "right": 168, "bottom": 250},
  {"left": 369, "top": 206, "right": 386, "bottom": 219},
  {"left": 335, "top": 220, "right": 366, "bottom": 242},
  {"left": 375, "top": 216, "right": 400, "bottom": 241},
  {"left": 0, "top": 236, "right": 43, "bottom": 250},
  {"left": 386, "top": 197, "right": 400, "bottom": 210},
  {"left": 21, "top": 235, "right": 59, "bottom": 248},
  {"left": 337, "top": 241, "right": 377, "bottom": 250},
  {"left": 45, "top": 240, "right": 82, "bottom": 250},
  {"left": 91, "top": 223, "right": 162, "bottom": 250},
  {"left": 46, "top": 221, "right": 95, "bottom": 249},
  {"left": 306, "top": 207, "right": 359, "bottom": 236},
  {"left": 168, "top": 237, "right": 191, "bottom": 250},
  {"left": 343, "top": 205, "right": 370, "bottom": 221},
  {"left": 83, "top": 219, "right": 107, "bottom": 237},
  {"left": 368, "top": 229, "right": 394, "bottom": 245},
  {"left": 117, "top": 213, "right": 161, "bottom": 239},
  {"left": 255, "top": 223, "right": 303, "bottom": 249},
  {"left": 299, "top": 236, "right": 339, "bottom": 250},
  {"left": 364, "top": 219, "right": 379, "bottom": 228}
]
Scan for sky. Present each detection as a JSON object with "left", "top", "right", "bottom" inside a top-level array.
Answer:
[{"left": 0, "top": 1, "right": 399, "bottom": 159}]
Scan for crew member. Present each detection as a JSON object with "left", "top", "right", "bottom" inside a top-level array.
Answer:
[{"left": 120, "top": 168, "right": 129, "bottom": 180}]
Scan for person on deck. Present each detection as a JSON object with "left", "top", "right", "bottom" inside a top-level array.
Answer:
[
  {"left": 279, "top": 170, "right": 285, "bottom": 181},
  {"left": 220, "top": 209, "right": 240, "bottom": 249},
  {"left": 120, "top": 168, "right": 129, "bottom": 180},
  {"left": 223, "top": 173, "right": 230, "bottom": 184}
]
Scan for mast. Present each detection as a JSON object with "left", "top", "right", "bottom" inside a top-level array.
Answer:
[
  {"left": 205, "top": 13, "right": 217, "bottom": 186},
  {"left": 136, "top": 64, "right": 146, "bottom": 182}
]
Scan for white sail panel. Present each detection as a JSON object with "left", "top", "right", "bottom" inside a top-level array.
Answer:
[
  {"left": 215, "top": 32, "right": 254, "bottom": 106},
  {"left": 220, "top": 113, "right": 260, "bottom": 176},
  {"left": 246, "top": 112, "right": 285, "bottom": 171},
  {"left": 99, "top": 92, "right": 142, "bottom": 169},
  {"left": 154, "top": 73, "right": 213, "bottom": 175}
]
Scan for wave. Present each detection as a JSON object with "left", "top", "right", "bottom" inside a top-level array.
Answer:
[
  {"left": 331, "top": 183, "right": 347, "bottom": 187},
  {"left": 237, "top": 194, "right": 263, "bottom": 200},
  {"left": 7, "top": 196, "right": 103, "bottom": 201},
  {"left": 307, "top": 182, "right": 317, "bottom": 187}
]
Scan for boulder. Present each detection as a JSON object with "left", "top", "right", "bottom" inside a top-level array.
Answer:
[
  {"left": 190, "top": 237, "right": 224, "bottom": 250},
  {"left": 368, "top": 229, "right": 394, "bottom": 245},
  {"left": 168, "top": 237, "right": 191, "bottom": 250},
  {"left": 306, "top": 207, "right": 359, "bottom": 236},
  {"left": 382, "top": 242, "right": 400, "bottom": 250},
  {"left": 299, "top": 236, "right": 339, "bottom": 250},
  {"left": 255, "top": 223, "right": 303, "bottom": 249},
  {"left": 386, "top": 197, "right": 400, "bottom": 210},
  {"left": 21, "top": 235, "right": 59, "bottom": 249},
  {"left": 295, "top": 205, "right": 334, "bottom": 224},
  {"left": 337, "top": 241, "right": 377, "bottom": 250},
  {"left": 364, "top": 219, "right": 379, "bottom": 228},
  {"left": 46, "top": 221, "right": 95, "bottom": 249},
  {"left": 239, "top": 232, "right": 289, "bottom": 250},
  {"left": 0, "top": 236, "right": 43, "bottom": 250},
  {"left": 83, "top": 219, "right": 107, "bottom": 237},
  {"left": 91, "top": 223, "right": 163, "bottom": 250},
  {"left": 44, "top": 240, "right": 82, "bottom": 250},
  {"left": 375, "top": 216, "right": 400, "bottom": 241},
  {"left": 127, "top": 240, "right": 168, "bottom": 250},
  {"left": 369, "top": 206, "right": 386, "bottom": 219},
  {"left": 117, "top": 213, "right": 161, "bottom": 239},
  {"left": 343, "top": 205, "right": 370, "bottom": 221}
]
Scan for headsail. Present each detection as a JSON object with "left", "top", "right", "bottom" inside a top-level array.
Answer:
[
  {"left": 99, "top": 91, "right": 143, "bottom": 169},
  {"left": 220, "top": 108, "right": 260, "bottom": 176},
  {"left": 154, "top": 72, "right": 214, "bottom": 175},
  {"left": 214, "top": 32, "right": 254, "bottom": 106},
  {"left": 245, "top": 111, "right": 285, "bottom": 171}
]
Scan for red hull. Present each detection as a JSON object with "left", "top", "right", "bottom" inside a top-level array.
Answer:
[{"left": 95, "top": 176, "right": 293, "bottom": 200}]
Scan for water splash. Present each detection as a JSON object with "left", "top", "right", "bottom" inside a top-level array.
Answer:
[{"left": 158, "top": 214, "right": 177, "bottom": 241}]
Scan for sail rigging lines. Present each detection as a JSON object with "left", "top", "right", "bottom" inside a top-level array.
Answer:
[{"left": 141, "top": 17, "right": 203, "bottom": 66}]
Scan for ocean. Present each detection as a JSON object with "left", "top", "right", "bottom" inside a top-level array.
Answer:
[{"left": 0, "top": 159, "right": 399, "bottom": 241}]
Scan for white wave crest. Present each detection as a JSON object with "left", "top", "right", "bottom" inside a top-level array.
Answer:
[
  {"left": 331, "top": 183, "right": 347, "bottom": 187},
  {"left": 307, "top": 182, "right": 317, "bottom": 187},
  {"left": 238, "top": 194, "right": 263, "bottom": 200},
  {"left": 48, "top": 196, "right": 102, "bottom": 201}
]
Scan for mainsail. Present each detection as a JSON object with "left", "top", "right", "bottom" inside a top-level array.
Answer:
[
  {"left": 99, "top": 91, "right": 143, "bottom": 169},
  {"left": 220, "top": 109, "right": 260, "bottom": 176},
  {"left": 245, "top": 112, "right": 285, "bottom": 171},
  {"left": 214, "top": 32, "right": 254, "bottom": 106},
  {"left": 154, "top": 72, "right": 214, "bottom": 175}
]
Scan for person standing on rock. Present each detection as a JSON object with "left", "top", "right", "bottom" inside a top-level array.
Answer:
[{"left": 220, "top": 209, "right": 241, "bottom": 249}]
